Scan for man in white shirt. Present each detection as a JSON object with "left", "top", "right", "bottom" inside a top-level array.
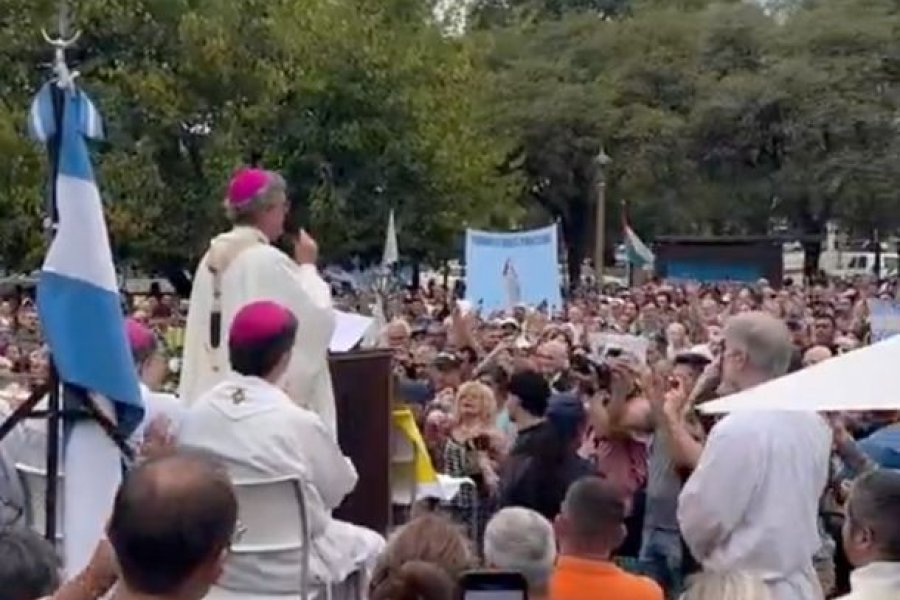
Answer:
[
  {"left": 839, "top": 469, "right": 900, "bottom": 600},
  {"left": 677, "top": 312, "right": 832, "bottom": 600},
  {"left": 179, "top": 168, "right": 337, "bottom": 436},
  {"left": 180, "top": 300, "right": 384, "bottom": 596}
]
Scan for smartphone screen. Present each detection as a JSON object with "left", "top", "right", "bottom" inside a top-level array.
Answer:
[{"left": 460, "top": 571, "right": 527, "bottom": 600}]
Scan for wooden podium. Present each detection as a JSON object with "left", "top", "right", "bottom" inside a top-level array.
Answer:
[{"left": 329, "top": 349, "right": 393, "bottom": 534}]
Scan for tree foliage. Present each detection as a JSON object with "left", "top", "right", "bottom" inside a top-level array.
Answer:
[
  {"left": 0, "top": 0, "right": 519, "bottom": 273},
  {"left": 2, "top": 0, "right": 900, "bottom": 280},
  {"left": 476, "top": 0, "right": 900, "bottom": 276}
]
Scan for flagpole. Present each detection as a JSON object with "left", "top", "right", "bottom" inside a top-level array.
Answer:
[
  {"left": 0, "top": 2, "right": 137, "bottom": 559},
  {"left": 40, "top": 0, "right": 80, "bottom": 544}
]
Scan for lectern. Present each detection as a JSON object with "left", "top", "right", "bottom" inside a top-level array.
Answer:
[{"left": 329, "top": 349, "right": 393, "bottom": 534}]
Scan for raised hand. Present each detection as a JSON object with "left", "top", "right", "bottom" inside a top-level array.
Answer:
[{"left": 293, "top": 228, "right": 319, "bottom": 265}]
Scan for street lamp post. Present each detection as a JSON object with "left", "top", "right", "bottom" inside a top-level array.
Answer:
[{"left": 594, "top": 148, "right": 612, "bottom": 284}]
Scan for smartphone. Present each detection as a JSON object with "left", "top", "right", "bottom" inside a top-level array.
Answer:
[
  {"left": 604, "top": 346, "right": 623, "bottom": 359},
  {"left": 459, "top": 571, "right": 528, "bottom": 600},
  {"left": 471, "top": 433, "right": 492, "bottom": 452}
]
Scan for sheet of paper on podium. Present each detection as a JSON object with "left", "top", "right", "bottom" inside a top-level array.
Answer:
[{"left": 330, "top": 310, "right": 375, "bottom": 352}]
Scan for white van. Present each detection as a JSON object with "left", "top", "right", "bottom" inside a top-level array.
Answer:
[{"left": 823, "top": 251, "right": 899, "bottom": 279}]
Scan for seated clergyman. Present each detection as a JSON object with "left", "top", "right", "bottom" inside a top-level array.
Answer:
[{"left": 179, "top": 300, "right": 385, "bottom": 595}]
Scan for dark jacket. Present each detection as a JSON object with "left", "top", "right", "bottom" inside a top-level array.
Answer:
[{"left": 498, "top": 421, "right": 594, "bottom": 521}]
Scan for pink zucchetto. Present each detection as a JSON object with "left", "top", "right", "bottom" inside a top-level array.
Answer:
[
  {"left": 125, "top": 318, "right": 155, "bottom": 353},
  {"left": 226, "top": 168, "right": 269, "bottom": 207},
  {"left": 229, "top": 300, "right": 295, "bottom": 347},
  {"left": 125, "top": 317, "right": 158, "bottom": 364}
]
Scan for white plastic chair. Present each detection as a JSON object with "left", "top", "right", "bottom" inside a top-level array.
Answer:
[
  {"left": 16, "top": 463, "right": 64, "bottom": 542},
  {"left": 230, "top": 475, "right": 311, "bottom": 600}
]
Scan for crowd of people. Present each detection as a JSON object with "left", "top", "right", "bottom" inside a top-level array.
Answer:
[
  {"left": 4, "top": 273, "right": 899, "bottom": 600},
  {"left": 0, "top": 288, "right": 186, "bottom": 405},
  {"left": 1, "top": 166, "right": 899, "bottom": 600},
  {"left": 376, "top": 274, "right": 900, "bottom": 600}
]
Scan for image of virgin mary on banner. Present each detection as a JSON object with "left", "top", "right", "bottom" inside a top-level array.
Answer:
[
  {"left": 501, "top": 258, "right": 521, "bottom": 309},
  {"left": 465, "top": 225, "right": 562, "bottom": 312}
]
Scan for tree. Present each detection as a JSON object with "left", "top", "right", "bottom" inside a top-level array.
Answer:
[
  {"left": 0, "top": 0, "right": 519, "bottom": 274},
  {"left": 470, "top": 0, "right": 633, "bottom": 29},
  {"left": 477, "top": 5, "right": 710, "bottom": 282},
  {"left": 478, "top": 0, "right": 900, "bottom": 280},
  {"left": 690, "top": 0, "right": 900, "bottom": 273}
]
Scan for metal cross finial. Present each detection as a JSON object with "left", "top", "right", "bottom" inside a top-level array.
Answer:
[{"left": 40, "top": 0, "right": 81, "bottom": 89}]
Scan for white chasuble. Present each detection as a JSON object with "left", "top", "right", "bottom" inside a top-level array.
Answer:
[
  {"left": 179, "top": 226, "right": 337, "bottom": 437},
  {"left": 180, "top": 374, "right": 384, "bottom": 594}
]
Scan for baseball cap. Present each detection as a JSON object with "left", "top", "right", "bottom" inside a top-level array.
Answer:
[
  {"left": 546, "top": 393, "right": 587, "bottom": 440},
  {"left": 432, "top": 352, "right": 461, "bottom": 371}
]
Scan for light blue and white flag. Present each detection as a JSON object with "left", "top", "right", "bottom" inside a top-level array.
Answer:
[
  {"left": 624, "top": 222, "right": 654, "bottom": 268},
  {"left": 28, "top": 81, "right": 143, "bottom": 576}
]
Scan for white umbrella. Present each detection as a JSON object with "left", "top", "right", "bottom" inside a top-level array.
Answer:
[{"left": 701, "top": 335, "right": 900, "bottom": 414}]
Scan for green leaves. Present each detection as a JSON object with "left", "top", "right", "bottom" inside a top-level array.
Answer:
[
  {"left": 2, "top": 0, "right": 898, "bottom": 277},
  {"left": 0, "top": 0, "right": 518, "bottom": 272},
  {"left": 479, "top": 0, "right": 900, "bottom": 271}
]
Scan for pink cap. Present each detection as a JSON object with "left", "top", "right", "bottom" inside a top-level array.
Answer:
[
  {"left": 125, "top": 318, "right": 155, "bottom": 352},
  {"left": 227, "top": 168, "right": 269, "bottom": 207},
  {"left": 229, "top": 301, "right": 295, "bottom": 346}
]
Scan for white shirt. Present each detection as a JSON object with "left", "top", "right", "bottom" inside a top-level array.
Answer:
[
  {"left": 131, "top": 383, "right": 184, "bottom": 443},
  {"left": 837, "top": 562, "right": 900, "bottom": 600},
  {"left": 179, "top": 374, "right": 383, "bottom": 594},
  {"left": 179, "top": 226, "right": 337, "bottom": 436},
  {"left": 678, "top": 410, "right": 832, "bottom": 600}
]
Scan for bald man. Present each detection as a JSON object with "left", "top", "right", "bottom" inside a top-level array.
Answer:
[{"left": 108, "top": 450, "right": 238, "bottom": 600}]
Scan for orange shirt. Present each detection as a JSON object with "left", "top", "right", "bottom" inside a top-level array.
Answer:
[{"left": 550, "top": 556, "right": 663, "bottom": 600}]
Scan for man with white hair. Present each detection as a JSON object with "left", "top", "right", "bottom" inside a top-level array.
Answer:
[
  {"left": 485, "top": 507, "right": 557, "bottom": 600},
  {"left": 180, "top": 168, "right": 337, "bottom": 435},
  {"left": 677, "top": 312, "right": 832, "bottom": 600},
  {"left": 382, "top": 318, "right": 412, "bottom": 350}
]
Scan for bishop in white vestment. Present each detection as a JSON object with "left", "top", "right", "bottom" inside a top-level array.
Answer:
[
  {"left": 125, "top": 317, "right": 184, "bottom": 444},
  {"left": 179, "top": 300, "right": 384, "bottom": 595},
  {"left": 179, "top": 168, "right": 337, "bottom": 435}
]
